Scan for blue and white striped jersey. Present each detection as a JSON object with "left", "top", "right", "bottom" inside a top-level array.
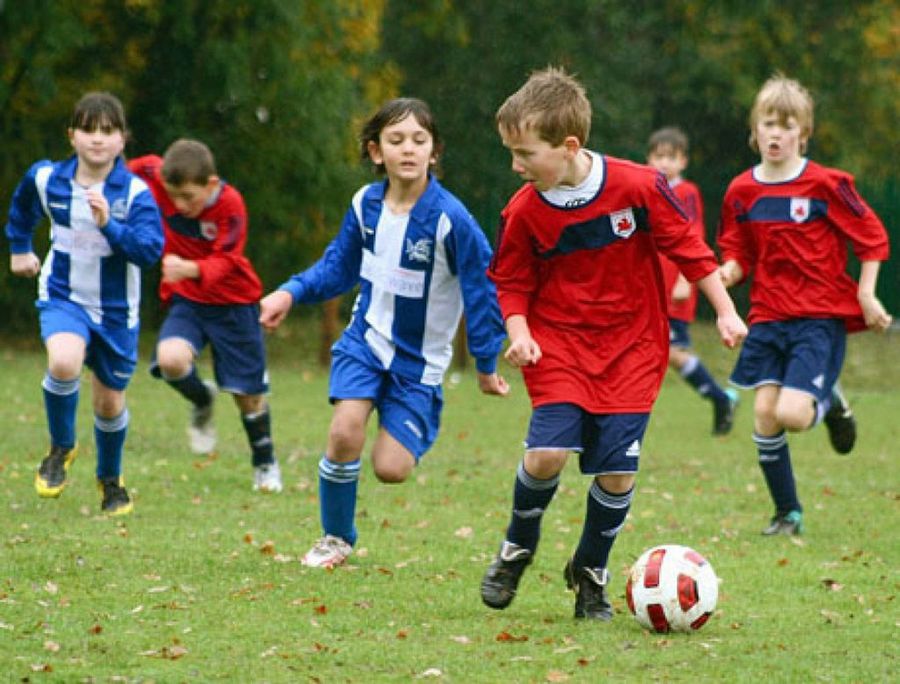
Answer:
[
  {"left": 279, "top": 177, "right": 505, "bottom": 385},
  {"left": 5, "top": 155, "right": 163, "bottom": 329}
]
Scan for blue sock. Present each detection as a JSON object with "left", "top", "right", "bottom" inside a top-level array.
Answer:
[
  {"left": 505, "top": 461, "right": 559, "bottom": 553},
  {"left": 318, "top": 457, "right": 361, "bottom": 546},
  {"left": 573, "top": 481, "right": 633, "bottom": 570},
  {"left": 95, "top": 409, "right": 129, "bottom": 479},
  {"left": 42, "top": 373, "right": 79, "bottom": 449},
  {"left": 681, "top": 355, "right": 728, "bottom": 404},
  {"left": 754, "top": 431, "right": 802, "bottom": 514},
  {"left": 163, "top": 366, "right": 212, "bottom": 407},
  {"left": 241, "top": 408, "right": 274, "bottom": 466}
]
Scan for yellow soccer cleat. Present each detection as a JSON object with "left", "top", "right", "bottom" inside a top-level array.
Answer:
[{"left": 35, "top": 444, "right": 78, "bottom": 498}]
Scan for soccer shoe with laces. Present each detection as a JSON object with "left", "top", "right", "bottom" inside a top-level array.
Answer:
[
  {"left": 712, "top": 388, "right": 740, "bottom": 435},
  {"left": 563, "top": 559, "right": 613, "bottom": 620},
  {"left": 97, "top": 476, "right": 133, "bottom": 516},
  {"left": 480, "top": 541, "right": 533, "bottom": 609},
  {"left": 253, "top": 461, "right": 283, "bottom": 493},
  {"left": 35, "top": 444, "right": 78, "bottom": 497},
  {"left": 761, "top": 510, "right": 803, "bottom": 536},
  {"left": 823, "top": 385, "right": 855, "bottom": 455},
  {"left": 188, "top": 380, "right": 218, "bottom": 454},
  {"left": 301, "top": 534, "right": 353, "bottom": 568}
]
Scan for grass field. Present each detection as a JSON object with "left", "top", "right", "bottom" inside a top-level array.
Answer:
[{"left": 1, "top": 323, "right": 897, "bottom": 682}]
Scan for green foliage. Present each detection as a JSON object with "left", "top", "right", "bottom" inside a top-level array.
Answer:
[{"left": 1, "top": 325, "right": 898, "bottom": 680}]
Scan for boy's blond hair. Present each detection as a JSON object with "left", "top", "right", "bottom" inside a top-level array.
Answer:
[
  {"left": 496, "top": 66, "right": 591, "bottom": 146},
  {"left": 162, "top": 139, "right": 218, "bottom": 186},
  {"left": 749, "top": 73, "right": 814, "bottom": 154}
]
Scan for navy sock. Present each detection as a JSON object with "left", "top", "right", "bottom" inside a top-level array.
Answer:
[
  {"left": 682, "top": 355, "right": 729, "bottom": 404},
  {"left": 164, "top": 367, "right": 212, "bottom": 407},
  {"left": 318, "top": 457, "right": 361, "bottom": 545},
  {"left": 754, "top": 431, "right": 802, "bottom": 514},
  {"left": 95, "top": 409, "right": 129, "bottom": 479},
  {"left": 42, "top": 373, "right": 79, "bottom": 449},
  {"left": 505, "top": 461, "right": 559, "bottom": 554},
  {"left": 241, "top": 407, "right": 274, "bottom": 466},
  {"left": 573, "top": 480, "right": 633, "bottom": 570}
]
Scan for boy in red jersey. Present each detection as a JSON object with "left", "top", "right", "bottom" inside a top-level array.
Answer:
[
  {"left": 718, "top": 74, "right": 891, "bottom": 536},
  {"left": 480, "top": 67, "right": 747, "bottom": 620},
  {"left": 647, "top": 127, "right": 738, "bottom": 435},
  {"left": 129, "top": 140, "right": 282, "bottom": 493}
]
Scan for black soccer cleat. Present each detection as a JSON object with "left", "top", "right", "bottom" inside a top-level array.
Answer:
[
  {"left": 480, "top": 541, "right": 532, "bottom": 610},
  {"left": 563, "top": 559, "right": 613, "bottom": 621},
  {"left": 823, "top": 386, "right": 855, "bottom": 455},
  {"left": 35, "top": 444, "right": 78, "bottom": 497},
  {"left": 761, "top": 510, "right": 803, "bottom": 536},
  {"left": 712, "top": 388, "right": 740, "bottom": 436},
  {"left": 97, "top": 476, "right": 134, "bottom": 516}
]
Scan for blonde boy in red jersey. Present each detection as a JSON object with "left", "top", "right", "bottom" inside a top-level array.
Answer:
[
  {"left": 480, "top": 67, "right": 746, "bottom": 621},
  {"left": 647, "top": 127, "right": 738, "bottom": 435},
  {"left": 718, "top": 74, "right": 891, "bottom": 536}
]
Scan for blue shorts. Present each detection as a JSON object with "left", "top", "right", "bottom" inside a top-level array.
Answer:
[
  {"left": 38, "top": 299, "right": 138, "bottom": 391},
  {"left": 152, "top": 296, "right": 269, "bottom": 395},
  {"left": 329, "top": 347, "right": 443, "bottom": 461},
  {"left": 729, "top": 318, "right": 845, "bottom": 403},
  {"left": 669, "top": 318, "right": 691, "bottom": 349},
  {"left": 525, "top": 403, "right": 650, "bottom": 475}
]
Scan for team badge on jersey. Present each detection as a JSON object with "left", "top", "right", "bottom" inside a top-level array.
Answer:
[
  {"left": 610, "top": 208, "right": 637, "bottom": 238},
  {"left": 110, "top": 198, "right": 128, "bottom": 221},
  {"left": 405, "top": 237, "right": 432, "bottom": 263},
  {"left": 790, "top": 198, "right": 810, "bottom": 223},
  {"left": 200, "top": 221, "right": 218, "bottom": 240}
]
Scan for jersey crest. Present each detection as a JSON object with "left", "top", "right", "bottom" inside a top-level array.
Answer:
[
  {"left": 790, "top": 198, "right": 810, "bottom": 223},
  {"left": 405, "top": 237, "right": 432, "bottom": 263},
  {"left": 200, "top": 221, "right": 218, "bottom": 240},
  {"left": 110, "top": 198, "right": 128, "bottom": 221},
  {"left": 610, "top": 208, "right": 637, "bottom": 238}
]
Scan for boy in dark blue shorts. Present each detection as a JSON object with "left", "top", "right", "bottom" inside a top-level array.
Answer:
[
  {"left": 129, "top": 139, "right": 282, "bottom": 493},
  {"left": 5, "top": 92, "right": 163, "bottom": 515},
  {"left": 718, "top": 74, "right": 891, "bottom": 535}
]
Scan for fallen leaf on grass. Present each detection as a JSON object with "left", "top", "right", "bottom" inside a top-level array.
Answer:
[
  {"left": 314, "top": 604, "right": 327, "bottom": 615},
  {"left": 396, "top": 629, "right": 408, "bottom": 639},
  {"left": 496, "top": 630, "right": 528, "bottom": 642},
  {"left": 419, "top": 668, "right": 442, "bottom": 678},
  {"left": 43, "top": 640, "right": 60, "bottom": 652},
  {"left": 44, "top": 581, "right": 59, "bottom": 595},
  {"left": 450, "top": 635, "right": 471, "bottom": 644},
  {"left": 88, "top": 624, "right": 103, "bottom": 635},
  {"left": 140, "top": 645, "right": 188, "bottom": 660},
  {"left": 546, "top": 671, "right": 569, "bottom": 682},
  {"left": 31, "top": 663, "right": 53, "bottom": 672},
  {"left": 454, "top": 527, "right": 473, "bottom": 539},
  {"left": 260, "top": 540, "right": 276, "bottom": 556},
  {"left": 777, "top": 558, "right": 789, "bottom": 567},
  {"left": 822, "top": 579, "right": 844, "bottom": 591}
]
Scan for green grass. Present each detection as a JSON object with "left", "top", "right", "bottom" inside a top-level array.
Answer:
[{"left": 1, "top": 324, "right": 898, "bottom": 682}]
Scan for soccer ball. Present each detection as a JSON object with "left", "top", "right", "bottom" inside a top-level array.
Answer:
[{"left": 625, "top": 544, "right": 718, "bottom": 633}]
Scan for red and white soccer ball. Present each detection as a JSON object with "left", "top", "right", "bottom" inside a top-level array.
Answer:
[{"left": 625, "top": 544, "right": 718, "bottom": 633}]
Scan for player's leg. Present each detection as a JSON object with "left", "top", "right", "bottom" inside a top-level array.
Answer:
[
  {"left": 233, "top": 393, "right": 281, "bottom": 493},
  {"left": 152, "top": 299, "right": 216, "bottom": 454},
  {"left": 670, "top": 320, "right": 738, "bottom": 435},
  {"left": 35, "top": 303, "right": 89, "bottom": 497},
  {"left": 88, "top": 324, "right": 138, "bottom": 516},
  {"left": 754, "top": 384, "right": 802, "bottom": 535},
  {"left": 564, "top": 413, "right": 648, "bottom": 621},
  {"left": 481, "top": 404, "right": 575, "bottom": 611}
]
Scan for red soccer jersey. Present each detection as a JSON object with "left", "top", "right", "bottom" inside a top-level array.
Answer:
[
  {"left": 128, "top": 155, "right": 262, "bottom": 305},
  {"left": 657, "top": 179, "right": 705, "bottom": 322},
  {"left": 717, "top": 160, "right": 889, "bottom": 332},
  {"left": 489, "top": 155, "right": 719, "bottom": 413}
]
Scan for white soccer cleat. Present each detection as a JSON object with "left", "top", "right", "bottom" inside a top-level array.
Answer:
[
  {"left": 187, "top": 380, "right": 217, "bottom": 454},
  {"left": 253, "top": 461, "right": 283, "bottom": 493},
  {"left": 300, "top": 534, "right": 352, "bottom": 569}
]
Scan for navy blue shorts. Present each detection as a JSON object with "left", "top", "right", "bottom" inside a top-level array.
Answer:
[
  {"left": 729, "top": 318, "right": 845, "bottom": 403},
  {"left": 39, "top": 299, "right": 138, "bottom": 391},
  {"left": 525, "top": 403, "right": 650, "bottom": 475},
  {"left": 153, "top": 296, "right": 269, "bottom": 395},
  {"left": 329, "top": 346, "right": 443, "bottom": 461},
  {"left": 668, "top": 318, "right": 691, "bottom": 349}
]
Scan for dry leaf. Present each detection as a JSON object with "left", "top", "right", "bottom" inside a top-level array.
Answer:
[
  {"left": 88, "top": 624, "right": 103, "bottom": 635},
  {"left": 43, "top": 640, "right": 60, "bottom": 652},
  {"left": 260, "top": 540, "right": 276, "bottom": 556},
  {"left": 450, "top": 635, "right": 471, "bottom": 644},
  {"left": 496, "top": 631, "right": 528, "bottom": 642},
  {"left": 546, "top": 671, "right": 569, "bottom": 682},
  {"left": 454, "top": 527, "right": 473, "bottom": 539}
]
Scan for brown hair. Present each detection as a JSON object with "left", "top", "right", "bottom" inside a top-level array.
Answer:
[
  {"left": 162, "top": 139, "right": 217, "bottom": 186},
  {"left": 360, "top": 98, "right": 444, "bottom": 175},
  {"left": 70, "top": 92, "right": 128, "bottom": 137},
  {"left": 648, "top": 126, "right": 689, "bottom": 155},
  {"left": 749, "top": 73, "right": 814, "bottom": 154},
  {"left": 496, "top": 66, "right": 591, "bottom": 146}
]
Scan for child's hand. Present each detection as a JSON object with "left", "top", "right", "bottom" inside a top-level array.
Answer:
[
  {"left": 162, "top": 254, "right": 200, "bottom": 283},
  {"left": 504, "top": 335, "right": 542, "bottom": 367},
  {"left": 858, "top": 292, "right": 893, "bottom": 332},
  {"left": 86, "top": 189, "right": 110, "bottom": 228},
  {"left": 259, "top": 290, "right": 294, "bottom": 332},
  {"left": 10, "top": 252, "right": 41, "bottom": 277},
  {"left": 716, "top": 312, "right": 748, "bottom": 349},
  {"left": 477, "top": 372, "right": 510, "bottom": 397}
]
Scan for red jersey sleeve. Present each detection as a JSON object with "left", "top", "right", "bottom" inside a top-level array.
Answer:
[
  {"left": 824, "top": 169, "right": 890, "bottom": 262},
  {"left": 488, "top": 188, "right": 539, "bottom": 320}
]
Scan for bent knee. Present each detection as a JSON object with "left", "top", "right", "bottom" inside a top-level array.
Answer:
[{"left": 373, "top": 463, "right": 412, "bottom": 484}]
